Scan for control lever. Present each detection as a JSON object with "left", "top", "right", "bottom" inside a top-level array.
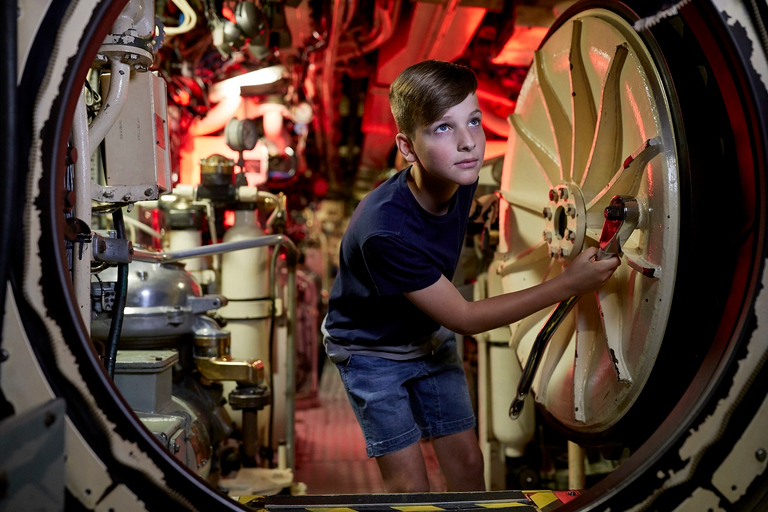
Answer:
[{"left": 509, "top": 196, "right": 639, "bottom": 420}]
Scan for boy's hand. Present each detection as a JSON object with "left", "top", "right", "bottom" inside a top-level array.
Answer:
[{"left": 561, "top": 247, "right": 620, "bottom": 296}]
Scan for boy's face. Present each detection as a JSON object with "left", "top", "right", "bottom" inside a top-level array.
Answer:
[{"left": 397, "top": 93, "right": 486, "bottom": 187}]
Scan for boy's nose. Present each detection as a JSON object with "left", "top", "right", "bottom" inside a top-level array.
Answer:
[{"left": 458, "top": 132, "right": 476, "bottom": 151}]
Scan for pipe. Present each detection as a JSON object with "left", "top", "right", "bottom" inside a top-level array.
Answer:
[
  {"left": 132, "top": 234, "right": 296, "bottom": 263},
  {"left": 123, "top": 215, "right": 163, "bottom": 242},
  {"left": 321, "top": 0, "right": 344, "bottom": 188},
  {"left": 72, "top": 93, "right": 92, "bottom": 331},
  {"left": 568, "top": 441, "right": 586, "bottom": 490},
  {"left": 105, "top": 208, "right": 129, "bottom": 378},
  {"left": 164, "top": 0, "right": 199, "bottom": 36},
  {"left": 112, "top": 0, "right": 155, "bottom": 38},
  {"left": 89, "top": 58, "right": 131, "bottom": 153}
]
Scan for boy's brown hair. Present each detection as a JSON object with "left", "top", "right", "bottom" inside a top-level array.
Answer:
[{"left": 389, "top": 60, "right": 478, "bottom": 138}]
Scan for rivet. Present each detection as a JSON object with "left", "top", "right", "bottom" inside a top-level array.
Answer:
[{"left": 756, "top": 448, "right": 767, "bottom": 462}]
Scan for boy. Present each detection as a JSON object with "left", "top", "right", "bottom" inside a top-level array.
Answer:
[{"left": 322, "top": 60, "right": 619, "bottom": 493}]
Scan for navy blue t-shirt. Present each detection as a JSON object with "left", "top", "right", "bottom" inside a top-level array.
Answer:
[{"left": 323, "top": 166, "right": 478, "bottom": 361}]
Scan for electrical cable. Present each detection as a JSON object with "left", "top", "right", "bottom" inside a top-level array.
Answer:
[
  {"left": 164, "top": 0, "right": 198, "bottom": 36},
  {"left": 104, "top": 207, "right": 129, "bottom": 378}
]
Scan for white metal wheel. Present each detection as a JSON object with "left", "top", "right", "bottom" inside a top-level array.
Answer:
[{"left": 498, "top": 8, "right": 679, "bottom": 435}]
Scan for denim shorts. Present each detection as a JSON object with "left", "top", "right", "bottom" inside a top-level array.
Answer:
[{"left": 335, "top": 338, "right": 476, "bottom": 458}]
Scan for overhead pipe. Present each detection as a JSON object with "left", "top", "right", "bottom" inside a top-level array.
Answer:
[{"left": 321, "top": 0, "right": 345, "bottom": 188}]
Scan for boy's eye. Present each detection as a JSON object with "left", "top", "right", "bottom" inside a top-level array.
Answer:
[
  {"left": 469, "top": 118, "right": 481, "bottom": 127},
  {"left": 435, "top": 124, "right": 450, "bottom": 133}
]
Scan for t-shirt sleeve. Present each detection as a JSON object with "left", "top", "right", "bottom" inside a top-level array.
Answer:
[{"left": 361, "top": 235, "right": 442, "bottom": 295}]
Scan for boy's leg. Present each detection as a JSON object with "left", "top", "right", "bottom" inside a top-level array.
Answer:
[
  {"left": 375, "top": 442, "right": 431, "bottom": 493},
  {"left": 432, "top": 428, "right": 485, "bottom": 491}
]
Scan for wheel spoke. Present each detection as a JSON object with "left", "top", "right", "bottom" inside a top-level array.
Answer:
[
  {"left": 568, "top": 19, "right": 597, "bottom": 184},
  {"left": 498, "top": 188, "right": 549, "bottom": 217},
  {"left": 496, "top": 241, "right": 550, "bottom": 278},
  {"left": 597, "top": 269, "right": 633, "bottom": 383},
  {"left": 511, "top": 304, "right": 552, "bottom": 353},
  {"left": 586, "top": 138, "right": 662, "bottom": 211},
  {"left": 534, "top": 50, "right": 571, "bottom": 181},
  {"left": 573, "top": 293, "right": 602, "bottom": 423},
  {"left": 508, "top": 114, "right": 560, "bottom": 186},
  {"left": 506, "top": 254, "right": 558, "bottom": 347},
  {"left": 534, "top": 312, "right": 575, "bottom": 407},
  {"left": 580, "top": 43, "right": 629, "bottom": 195},
  {"left": 623, "top": 248, "right": 663, "bottom": 279}
]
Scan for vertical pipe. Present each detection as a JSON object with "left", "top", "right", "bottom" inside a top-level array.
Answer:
[
  {"left": 477, "top": 335, "right": 492, "bottom": 490},
  {"left": 285, "top": 262, "right": 296, "bottom": 469},
  {"left": 72, "top": 93, "right": 92, "bottom": 331},
  {"left": 568, "top": 440, "right": 586, "bottom": 490},
  {"left": 241, "top": 408, "right": 259, "bottom": 466}
]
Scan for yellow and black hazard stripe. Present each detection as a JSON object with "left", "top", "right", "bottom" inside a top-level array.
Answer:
[{"left": 237, "top": 490, "right": 579, "bottom": 512}]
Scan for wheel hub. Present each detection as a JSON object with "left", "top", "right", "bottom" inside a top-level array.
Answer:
[{"left": 542, "top": 183, "right": 586, "bottom": 261}]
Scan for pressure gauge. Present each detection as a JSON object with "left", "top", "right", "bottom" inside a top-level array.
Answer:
[{"left": 225, "top": 118, "right": 259, "bottom": 152}]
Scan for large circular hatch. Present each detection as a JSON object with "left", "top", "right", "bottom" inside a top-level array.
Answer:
[{"left": 498, "top": 8, "right": 680, "bottom": 436}]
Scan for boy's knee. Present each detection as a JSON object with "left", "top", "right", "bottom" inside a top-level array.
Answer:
[{"left": 383, "top": 474, "right": 430, "bottom": 494}]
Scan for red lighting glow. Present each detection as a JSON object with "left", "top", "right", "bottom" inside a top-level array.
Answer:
[
  {"left": 221, "top": 6, "right": 235, "bottom": 23},
  {"left": 224, "top": 210, "right": 235, "bottom": 228}
]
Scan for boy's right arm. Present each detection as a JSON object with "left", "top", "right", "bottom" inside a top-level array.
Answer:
[{"left": 405, "top": 247, "right": 619, "bottom": 336}]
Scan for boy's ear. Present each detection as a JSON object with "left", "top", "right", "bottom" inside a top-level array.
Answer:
[{"left": 395, "top": 133, "right": 417, "bottom": 163}]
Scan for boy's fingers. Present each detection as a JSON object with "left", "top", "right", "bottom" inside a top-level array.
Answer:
[{"left": 581, "top": 247, "right": 598, "bottom": 259}]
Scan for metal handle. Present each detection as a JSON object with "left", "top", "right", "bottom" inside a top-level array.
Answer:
[
  {"left": 509, "top": 294, "right": 579, "bottom": 419},
  {"left": 509, "top": 195, "right": 639, "bottom": 420}
]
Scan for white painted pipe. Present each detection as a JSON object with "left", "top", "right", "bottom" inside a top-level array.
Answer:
[
  {"left": 568, "top": 441, "right": 586, "bottom": 490},
  {"left": 111, "top": 0, "right": 154, "bottom": 38},
  {"left": 490, "top": 344, "right": 535, "bottom": 457},
  {"left": 88, "top": 57, "right": 130, "bottom": 153},
  {"left": 72, "top": 92, "right": 92, "bottom": 332}
]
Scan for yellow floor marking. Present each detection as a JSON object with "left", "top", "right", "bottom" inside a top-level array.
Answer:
[{"left": 526, "top": 492, "right": 559, "bottom": 508}]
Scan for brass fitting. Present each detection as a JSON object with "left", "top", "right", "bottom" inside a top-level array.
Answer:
[{"left": 192, "top": 316, "right": 265, "bottom": 384}]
